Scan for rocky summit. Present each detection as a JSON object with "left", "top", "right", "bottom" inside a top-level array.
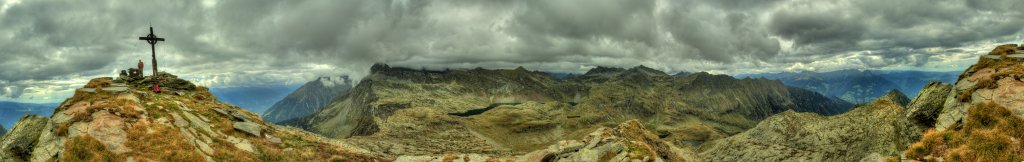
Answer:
[
  {"left": 285, "top": 64, "right": 850, "bottom": 157},
  {"left": 0, "top": 74, "right": 383, "bottom": 161}
]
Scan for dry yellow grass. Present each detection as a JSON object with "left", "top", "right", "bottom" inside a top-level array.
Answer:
[
  {"left": 122, "top": 122, "right": 205, "bottom": 161},
  {"left": 904, "top": 102, "right": 1024, "bottom": 161},
  {"left": 987, "top": 44, "right": 1017, "bottom": 56},
  {"left": 83, "top": 77, "right": 113, "bottom": 88},
  {"left": 60, "top": 135, "right": 119, "bottom": 162}
]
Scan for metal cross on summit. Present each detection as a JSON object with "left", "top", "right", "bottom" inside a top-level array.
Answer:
[{"left": 138, "top": 26, "right": 165, "bottom": 77}]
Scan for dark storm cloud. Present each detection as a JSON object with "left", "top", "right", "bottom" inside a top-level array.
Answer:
[{"left": 0, "top": 0, "right": 1022, "bottom": 103}]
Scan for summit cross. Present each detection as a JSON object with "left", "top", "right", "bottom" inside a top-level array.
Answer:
[{"left": 138, "top": 26, "right": 165, "bottom": 77}]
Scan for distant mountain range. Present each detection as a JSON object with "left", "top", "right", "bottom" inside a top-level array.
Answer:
[
  {"left": 262, "top": 76, "right": 352, "bottom": 123},
  {"left": 733, "top": 70, "right": 960, "bottom": 104},
  {"left": 208, "top": 84, "right": 301, "bottom": 114},
  {"left": 0, "top": 101, "right": 57, "bottom": 129},
  {"left": 283, "top": 64, "right": 851, "bottom": 155}
]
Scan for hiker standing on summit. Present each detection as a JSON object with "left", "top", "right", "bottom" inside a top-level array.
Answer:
[{"left": 138, "top": 59, "right": 144, "bottom": 75}]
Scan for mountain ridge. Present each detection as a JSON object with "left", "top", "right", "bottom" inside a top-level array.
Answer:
[
  {"left": 286, "top": 63, "right": 852, "bottom": 157},
  {"left": 735, "top": 69, "right": 960, "bottom": 103},
  {"left": 262, "top": 76, "right": 352, "bottom": 123}
]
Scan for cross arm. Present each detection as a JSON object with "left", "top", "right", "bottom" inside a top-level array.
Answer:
[{"left": 139, "top": 37, "right": 165, "bottom": 41}]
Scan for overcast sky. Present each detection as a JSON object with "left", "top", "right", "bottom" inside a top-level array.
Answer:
[{"left": 1, "top": 0, "right": 1023, "bottom": 103}]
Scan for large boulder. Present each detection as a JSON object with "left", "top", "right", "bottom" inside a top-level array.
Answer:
[
  {"left": 0, "top": 115, "right": 49, "bottom": 161},
  {"left": 232, "top": 122, "right": 262, "bottom": 137},
  {"left": 905, "top": 82, "right": 952, "bottom": 128}
]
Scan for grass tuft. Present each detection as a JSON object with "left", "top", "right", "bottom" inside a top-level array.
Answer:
[
  {"left": 904, "top": 102, "right": 1024, "bottom": 161},
  {"left": 60, "top": 135, "right": 119, "bottom": 162}
]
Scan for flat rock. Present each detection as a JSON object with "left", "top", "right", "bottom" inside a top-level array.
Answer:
[
  {"left": 226, "top": 136, "right": 255, "bottom": 153},
  {"left": 265, "top": 135, "right": 282, "bottom": 144},
  {"left": 229, "top": 110, "right": 253, "bottom": 122},
  {"left": 550, "top": 140, "right": 585, "bottom": 154},
  {"left": 233, "top": 122, "right": 261, "bottom": 137},
  {"left": 169, "top": 112, "right": 189, "bottom": 127},
  {"left": 180, "top": 111, "right": 214, "bottom": 134},
  {"left": 195, "top": 139, "right": 214, "bottom": 155},
  {"left": 87, "top": 111, "right": 130, "bottom": 154}
]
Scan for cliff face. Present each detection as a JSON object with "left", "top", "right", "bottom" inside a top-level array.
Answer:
[
  {"left": 698, "top": 90, "right": 918, "bottom": 161},
  {"left": 0, "top": 125, "right": 5, "bottom": 137},
  {"left": 262, "top": 76, "right": 352, "bottom": 123},
  {"left": 290, "top": 64, "right": 851, "bottom": 156},
  {"left": 0, "top": 74, "right": 382, "bottom": 162}
]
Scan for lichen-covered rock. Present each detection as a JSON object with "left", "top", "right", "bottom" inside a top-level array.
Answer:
[
  {"left": 905, "top": 82, "right": 952, "bottom": 128},
  {"left": 233, "top": 122, "right": 261, "bottom": 137},
  {"left": 936, "top": 60, "right": 1024, "bottom": 131},
  {"left": 877, "top": 89, "right": 911, "bottom": 107},
  {"left": 0, "top": 115, "right": 49, "bottom": 161}
]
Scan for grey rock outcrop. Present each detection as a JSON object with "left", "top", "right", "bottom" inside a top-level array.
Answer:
[
  {"left": 877, "top": 89, "right": 911, "bottom": 107},
  {"left": 905, "top": 82, "right": 952, "bottom": 128},
  {"left": 134, "top": 72, "right": 197, "bottom": 91},
  {"left": 262, "top": 76, "right": 352, "bottom": 123},
  {"left": 935, "top": 58, "right": 1024, "bottom": 130},
  {"left": 0, "top": 125, "right": 5, "bottom": 137},
  {"left": 233, "top": 122, "right": 261, "bottom": 137},
  {"left": 0, "top": 115, "right": 49, "bottom": 161}
]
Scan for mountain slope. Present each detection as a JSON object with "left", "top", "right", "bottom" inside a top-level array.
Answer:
[
  {"left": 0, "top": 73, "right": 382, "bottom": 161},
  {"left": 0, "top": 125, "right": 5, "bottom": 137},
  {"left": 698, "top": 89, "right": 918, "bottom": 161},
  {"left": 262, "top": 76, "right": 352, "bottom": 123},
  {"left": 287, "top": 64, "right": 851, "bottom": 156}
]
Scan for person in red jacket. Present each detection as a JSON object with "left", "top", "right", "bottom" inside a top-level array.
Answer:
[{"left": 138, "top": 59, "right": 144, "bottom": 75}]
